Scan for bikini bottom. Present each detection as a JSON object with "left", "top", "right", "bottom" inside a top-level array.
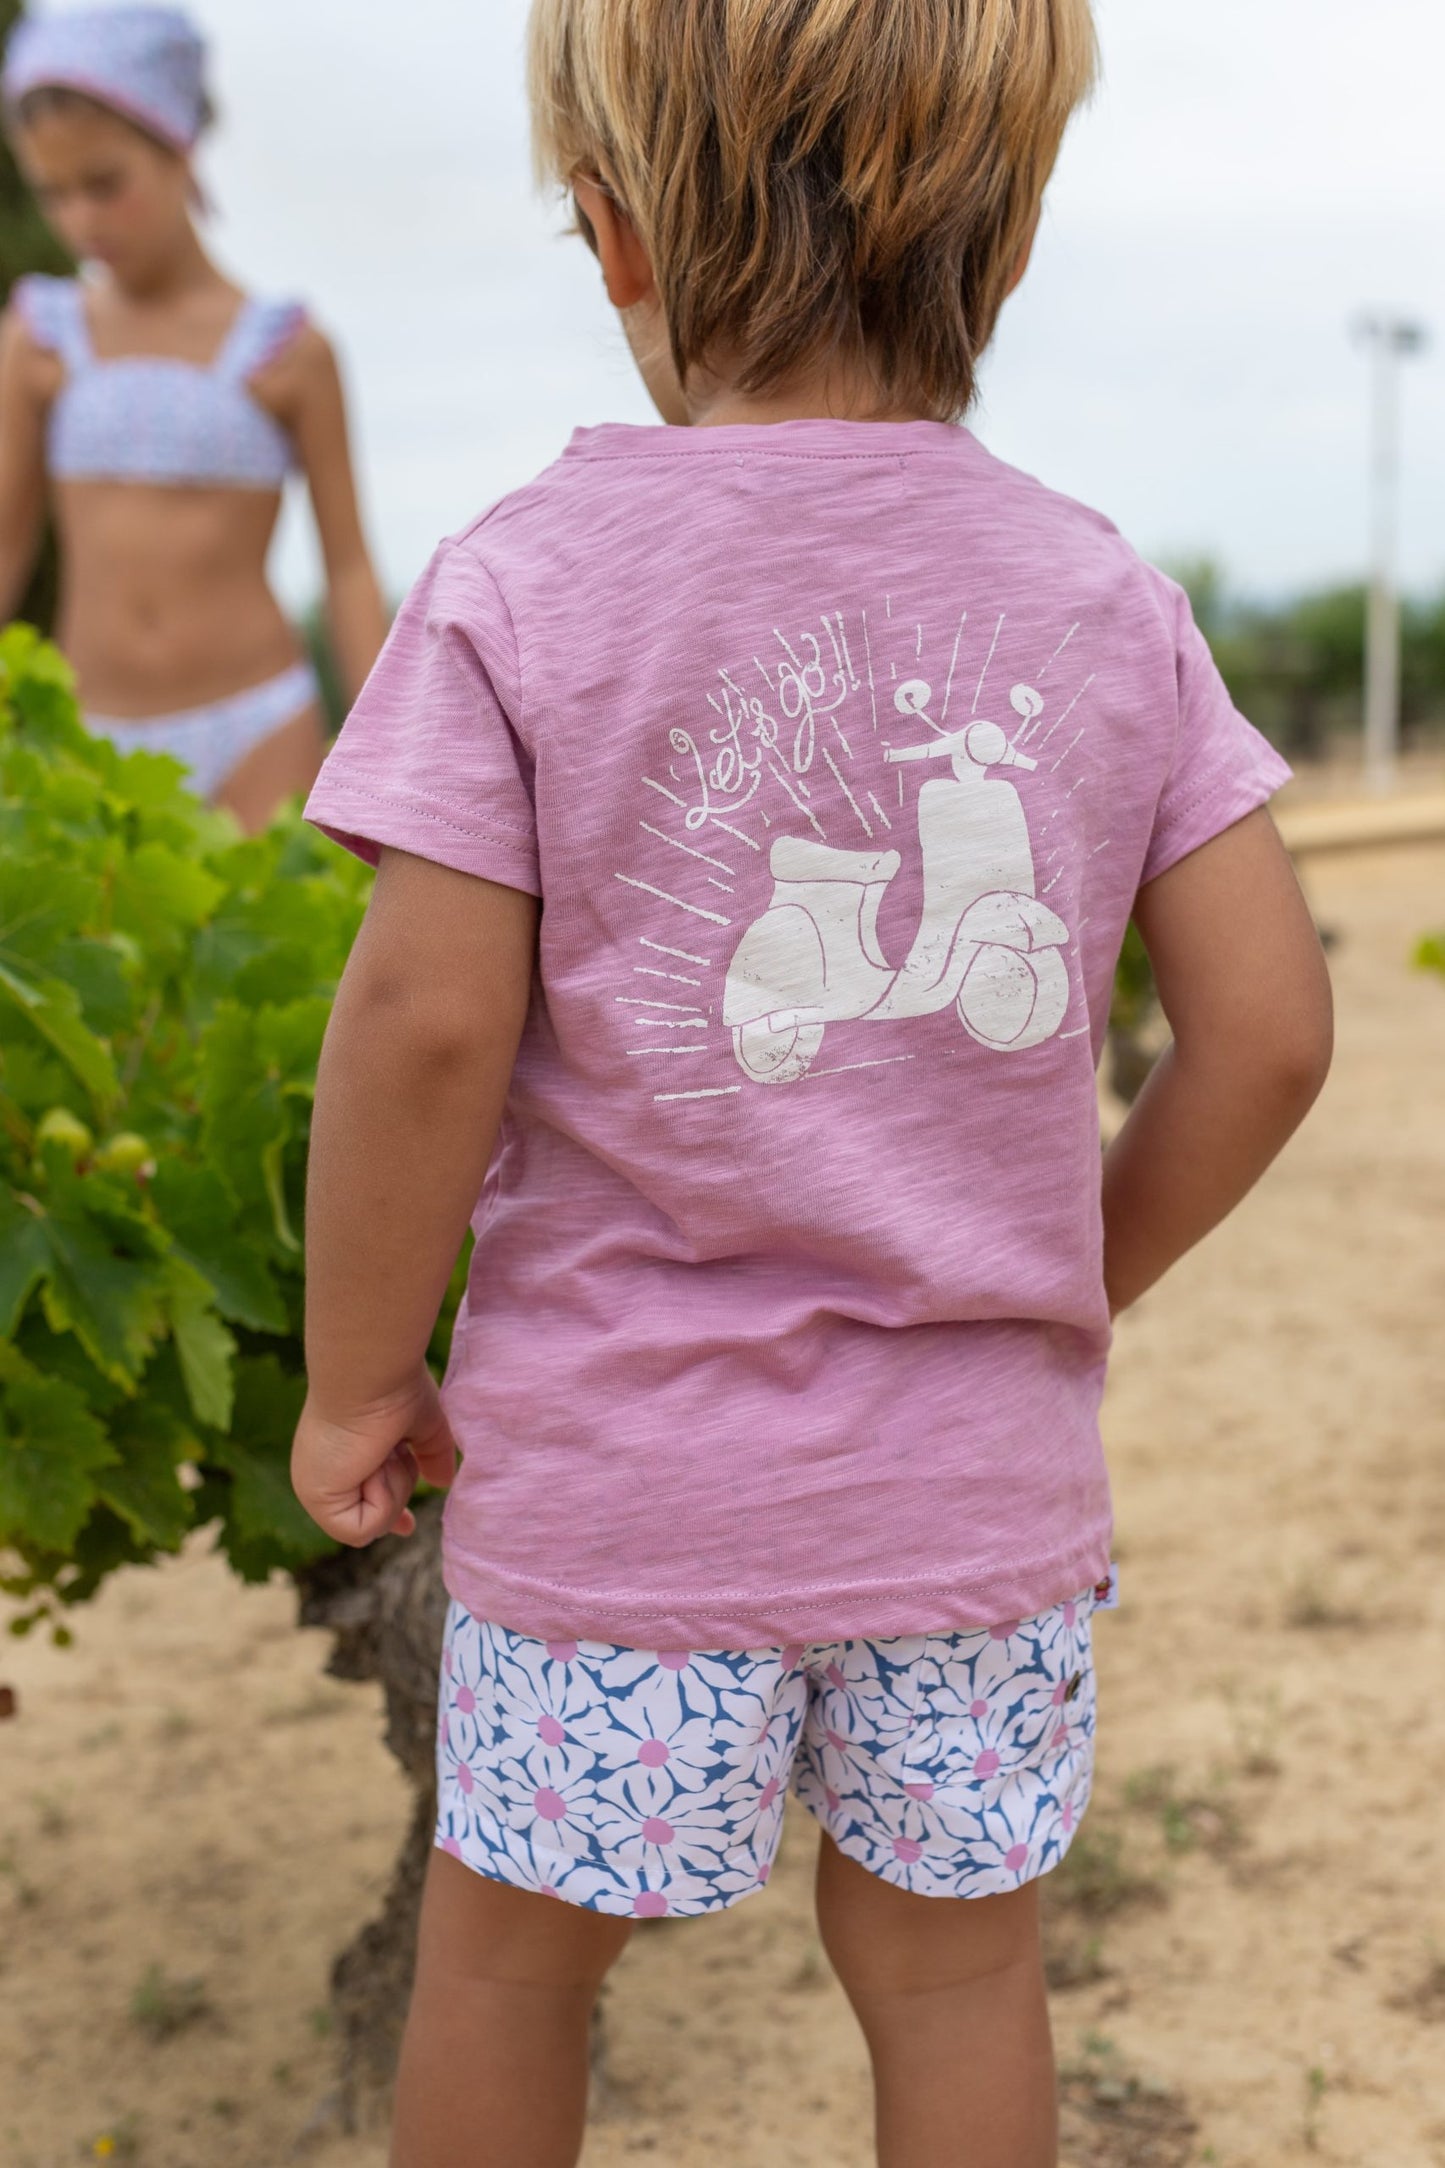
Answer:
[{"left": 84, "top": 657, "right": 321, "bottom": 799}]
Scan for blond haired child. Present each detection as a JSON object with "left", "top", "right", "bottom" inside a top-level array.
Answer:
[{"left": 293, "top": 5, "right": 1333, "bottom": 2162}]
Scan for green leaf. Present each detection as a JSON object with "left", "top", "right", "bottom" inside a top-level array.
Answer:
[
  {"left": 146, "top": 1161, "right": 287, "bottom": 1331},
  {"left": 95, "top": 1401, "right": 195, "bottom": 1549},
  {"left": 165, "top": 1257, "right": 236, "bottom": 1430},
  {"left": 0, "top": 1343, "right": 117, "bottom": 1552},
  {"left": 111, "top": 843, "right": 225, "bottom": 951},
  {"left": 0, "top": 961, "right": 118, "bottom": 1112},
  {"left": 51, "top": 938, "right": 136, "bottom": 1038},
  {"left": 28, "top": 1172, "right": 171, "bottom": 1385},
  {"left": 0, "top": 858, "right": 102, "bottom": 969},
  {"left": 0, "top": 1191, "right": 49, "bottom": 1337},
  {"left": 211, "top": 1356, "right": 328, "bottom": 1564}
]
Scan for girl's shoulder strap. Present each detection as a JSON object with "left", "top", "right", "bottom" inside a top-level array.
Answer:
[
  {"left": 12, "top": 275, "right": 92, "bottom": 369},
  {"left": 213, "top": 294, "right": 309, "bottom": 385}
]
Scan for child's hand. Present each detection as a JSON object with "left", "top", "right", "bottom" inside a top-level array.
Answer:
[{"left": 291, "top": 1366, "right": 458, "bottom": 1547}]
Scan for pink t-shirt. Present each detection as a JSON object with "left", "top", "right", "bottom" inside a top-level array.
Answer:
[{"left": 307, "top": 419, "right": 1291, "bottom": 1649}]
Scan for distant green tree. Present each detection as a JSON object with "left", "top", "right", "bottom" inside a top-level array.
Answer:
[
  {"left": 1165, "top": 558, "right": 1445, "bottom": 760},
  {"left": 0, "top": 1, "right": 71, "bottom": 632}
]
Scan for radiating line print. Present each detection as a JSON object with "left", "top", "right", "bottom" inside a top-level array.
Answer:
[
  {"left": 972, "top": 612, "right": 1005, "bottom": 713},
  {"left": 940, "top": 608, "right": 968, "bottom": 722},
  {"left": 1034, "top": 621, "right": 1080, "bottom": 684},
  {"left": 639, "top": 820, "right": 735, "bottom": 875},
  {"left": 614, "top": 874, "right": 732, "bottom": 926},
  {"left": 654, "top": 1086, "right": 743, "bottom": 1103},
  {"left": 640, "top": 936, "right": 711, "bottom": 966},
  {"left": 823, "top": 746, "right": 874, "bottom": 837},
  {"left": 1034, "top": 672, "right": 1096, "bottom": 752},
  {"left": 616, "top": 997, "right": 707, "bottom": 1012}
]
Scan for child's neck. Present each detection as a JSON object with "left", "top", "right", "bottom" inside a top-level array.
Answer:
[{"left": 688, "top": 362, "right": 932, "bottom": 431}]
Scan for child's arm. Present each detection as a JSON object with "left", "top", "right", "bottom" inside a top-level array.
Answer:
[
  {"left": 292, "top": 847, "right": 538, "bottom": 1546},
  {"left": 1102, "top": 808, "right": 1333, "bottom": 1317}
]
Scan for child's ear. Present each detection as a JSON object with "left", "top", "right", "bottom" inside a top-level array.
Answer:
[{"left": 572, "top": 177, "right": 657, "bottom": 311}]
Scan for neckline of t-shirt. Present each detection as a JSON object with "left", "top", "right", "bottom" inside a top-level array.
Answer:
[{"left": 563, "top": 418, "right": 976, "bottom": 463}]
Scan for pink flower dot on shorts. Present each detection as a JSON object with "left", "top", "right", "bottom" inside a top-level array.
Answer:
[
  {"left": 780, "top": 1645, "right": 804, "bottom": 1672},
  {"left": 989, "top": 1621, "right": 1021, "bottom": 1643},
  {"left": 438, "top": 1717, "right": 450, "bottom": 1748},
  {"left": 641, "top": 1816, "right": 675, "bottom": 1846},
  {"left": 443, "top": 1645, "right": 454, "bottom": 1677},
  {"left": 1062, "top": 1802, "right": 1075, "bottom": 1833},
  {"left": 656, "top": 1651, "right": 692, "bottom": 1672},
  {"left": 1005, "top": 1842, "right": 1029, "bottom": 1873},
  {"left": 824, "top": 1788, "right": 842, "bottom": 1815},
  {"left": 456, "top": 1762, "right": 474, "bottom": 1796},
  {"left": 759, "top": 1777, "right": 782, "bottom": 1810},
  {"left": 1052, "top": 1679, "right": 1070, "bottom": 1707},
  {"left": 974, "top": 1749, "right": 1001, "bottom": 1779},
  {"left": 545, "top": 1641, "right": 578, "bottom": 1663},
  {"left": 534, "top": 1787, "right": 568, "bottom": 1822},
  {"left": 970, "top": 1698, "right": 989, "bottom": 1719},
  {"left": 757, "top": 1860, "right": 771, "bottom": 1883},
  {"left": 539, "top": 1882, "right": 560, "bottom": 1900},
  {"left": 637, "top": 1738, "right": 670, "bottom": 1767},
  {"left": 825, "top": 1661, "right": 848, "bottom": 1690},
  {"left": 440, "top": 1835, "right": 462, "bottom": 1858},
  {"left": 904, "top": 1782, "right": 934, "bottom": 1802},
  {"left": 1052, "top": 1724, "right": 1069, "bottom": 1749},
  {"left": 894, "top": 1837, "right": 924, "bottom": 1864},
  {"left": 537, "top": 1714, "right": 566, "bottom": 1747},
  {"left": 1064, "top": 1601, "right": 1077, "bottom": 1628},
  {"left": 634, "top": 1891, "right": 669, "bottom": 1918},
  {"left": 824, "top": 1728, "right": 847, "bottom": 1753},
  {"left": 455, "top": 1685, "right": 476, "bottom": 1716}
]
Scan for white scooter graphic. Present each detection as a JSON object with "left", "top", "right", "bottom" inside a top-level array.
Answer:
[{"left": 722, "top": 680, "right": 1071, "bottom": 1086}]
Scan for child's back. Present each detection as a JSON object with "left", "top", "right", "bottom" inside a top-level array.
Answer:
[{"left": 310, "top": 414, "right": 1288, "bottom": 1646}]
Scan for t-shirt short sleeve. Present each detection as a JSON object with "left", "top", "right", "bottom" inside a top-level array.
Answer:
[
  {"left": 304, "top": 541, "right": 541, "bottom": 896},
  {"left": 1139, "top": 571, "right": 1294, "bottom": 888}
]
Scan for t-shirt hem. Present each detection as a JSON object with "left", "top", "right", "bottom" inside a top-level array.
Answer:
[
  {"left": 439, "top": 1527, "right": 1114, "bottom": 1651},
  {"left": 304, "top": 782, "right": 543, "bottom": 896}
]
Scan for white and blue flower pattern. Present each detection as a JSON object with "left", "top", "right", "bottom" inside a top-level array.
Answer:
[{"left": 436, "top": 1592, "right": 1099, "bottom": 1917}]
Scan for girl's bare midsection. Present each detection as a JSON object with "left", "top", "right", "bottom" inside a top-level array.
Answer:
[{"left": 53, "top": 481, "right": 305, "bottom": 717}]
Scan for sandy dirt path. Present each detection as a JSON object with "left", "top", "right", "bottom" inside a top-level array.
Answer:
[{"left": 2, "top": 840, "right": 1443, "bottom": 2168}]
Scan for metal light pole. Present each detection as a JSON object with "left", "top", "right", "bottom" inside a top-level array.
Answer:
[{"left": 1355, "top": 314, "right": 1427, "bottom": 794}]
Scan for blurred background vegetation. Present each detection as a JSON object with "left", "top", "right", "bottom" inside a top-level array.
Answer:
[{"left": 1169, "top": 558, "right": 1445, "bottom": 763}]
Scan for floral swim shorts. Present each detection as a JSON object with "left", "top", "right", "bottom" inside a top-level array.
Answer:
[{"left": 435, "top": 1583, "right": 1106, "bottom": 1918}]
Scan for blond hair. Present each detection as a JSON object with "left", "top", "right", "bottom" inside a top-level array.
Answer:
[{"left": 529, "top": 0, "right": 1097, "bottom": 418}]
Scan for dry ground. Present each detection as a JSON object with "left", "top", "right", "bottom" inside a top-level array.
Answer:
[{"left": 2, "top": 837, "right": 1443, "bottom": 2168}]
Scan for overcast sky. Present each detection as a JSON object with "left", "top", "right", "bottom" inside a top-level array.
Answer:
[{"left": 37, "top": 0, "right": 1445, "bottom": 607}]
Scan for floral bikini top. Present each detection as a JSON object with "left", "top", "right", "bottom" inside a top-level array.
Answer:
[{"left": 17, "top": 274, "right": 306, "bottom": 490}]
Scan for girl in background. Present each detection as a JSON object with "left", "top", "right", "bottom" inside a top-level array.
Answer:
[{"left": 0, "top": 5, "right": 386, "bottom": 830}]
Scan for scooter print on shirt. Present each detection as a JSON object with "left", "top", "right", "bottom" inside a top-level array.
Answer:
[{"left": 722, "top": 679, "right": 1071, "bottom": 1085}]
